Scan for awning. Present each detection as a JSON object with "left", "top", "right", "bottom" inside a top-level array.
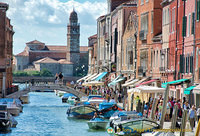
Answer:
[
  {"left": 184, "top": 86, "right": 196, "bottom": 95},
  {"left": 128, "top": 86, "right": 165, "bottom": 93},
  {"left": 77, "top": 74, "right": 91, "bottom": 83},
  {"left": 129, "top": 77, "right": 150, "bottom": 88},
  {"left": 161, "top": 79, "right": 190, "bottom": 88},
  {"left": 122, "top": 79, "right": 139, "bottom": 87},
  {"left": 85, "top": 73, "right": 98, "bottom": 81},
  {"left": 82, "top": 81, "right": 104, "bottom": 86},
  {"left": 108, "top": 74, "right": 123, "bottom": 86},
  {"left": 193, "top": 85, "right": 200, "bottom": 94},
  {"left": 95, "top": 72, "right": 108, "bottom": 81},
  {"left": 136, "top": 79, "right": 157, "bottom": 87},
  {"left": 90, "top": 73, "right": 103, "bottom": 81}
]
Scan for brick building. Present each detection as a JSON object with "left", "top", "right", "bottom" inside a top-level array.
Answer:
[
  {"left": 136, "top": 0, "right": 163, "bottom": 78},
  {"left": 0, "top": 2, "right": 14, "bottom": 97},
  {"left": 14, "top": 10, "right": 88, "bottom": 76}
]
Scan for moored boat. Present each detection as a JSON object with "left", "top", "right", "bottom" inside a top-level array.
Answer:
[
  {"left": 0, "top": 111, "right": 11, "bottom": 131},
  {"left": 113, "top": 118, "right": 160, "bottom": 135},
  {"left": 66, "top": 105, "right": 98, "bottom": 119},
  {"left": 20, "top": 94, "right": 29, "bottom": 104},
  {"left": 62, "top": 93, "right": 76, "bottom": 103},
  {"left": 87, "top": 118, "right": 108, "bottom": 130}
]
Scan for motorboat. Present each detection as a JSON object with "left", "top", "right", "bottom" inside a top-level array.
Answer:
[
  {"left": 0, "top": 105, "right": 11, "bottom": 131},
  {"left": 99, "top": 102, "right": 124, "bottom": 118},
  {"left": 0, "top": 111, "right": 11, "bottom": 131},
  {"left": 20, "top": 94, "right": 29, "bottom": 104},
  {"left": 66, "top": 105, "right": 98, "bottom": 119},
  {"left": 58, "top": 91, "right": 66, "bottom": 97},
  {"left": 67, "top": 96, "right": 79, "bottom": 105},
  {"left": 113, "top": 118, "right": 160, "bottom": 135},
  {"left": 0, "top": 105, "right": 18, "bottom": 128},
  {"left": 62, "top": 93, "right": 76, "bottom": 103},
  {"left": 109, "top": 111, "right": 141, "bottom": 129},
  {"left": 87, "top": 118, "right": 108, "bottom": 130},
  {"left": 0, "top": 98, "right": 21, "bottom": 116}
]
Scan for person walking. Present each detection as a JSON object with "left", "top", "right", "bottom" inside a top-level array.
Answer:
[
  {"left": 188, "top": 105, "right": 197, "bottom": 131},
  {"left": 54, "top": 73, "right": 59, "bottom": 84},
  {"left": 58, "top": 72, "right": 64, "bottom": 85},
  {"left": 197, "top": 106, "right": 200, "bottom": 122}
]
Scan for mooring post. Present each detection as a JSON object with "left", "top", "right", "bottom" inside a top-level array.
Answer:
[
  {"left": 150, "top": 98, "right": 158, "bottom": 120},
  {"left": 131, "top": 93, "right": 134, "bottom": 111},
  {"left": 160, "top": 84, "right": 170, "bottom": 129},
  {"left": 195, "top": 119, "right": 200, "bottom": 136},
  {"left": 180, "top": 110, "right": 187, "bottom": 136},
  {"left": 171, "top": 105, "right": 178, "bottom": 129}
]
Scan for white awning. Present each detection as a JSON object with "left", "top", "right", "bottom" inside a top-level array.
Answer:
[
  {"left": 128, "top": 86, "right": 165, "bottom": 93},
  {"left": 90, "top": 73, "right": 103, "bottom": 81},
  {"left": 193, "top": 84, "right": 200, "bottom": 94},
  {"left": 77, "top": 74, "right": 92, "bottom": 83},
  {"left": 82, "top": 81, "right": 104, "bottom": 86},
  {"left": 85, "top": 73, "right": 98, "bottom": 82},
  {"left": 122, "top": 79, "right": 139, "bottom": 87}
]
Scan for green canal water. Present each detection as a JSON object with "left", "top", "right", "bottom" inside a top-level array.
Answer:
[{"left": 1, "top": 92, "right": 109, "bottom": 136}]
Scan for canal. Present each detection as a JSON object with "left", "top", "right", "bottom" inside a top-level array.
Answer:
[{"left": 2, "top": 92, "right": 108, "bottom": 136}]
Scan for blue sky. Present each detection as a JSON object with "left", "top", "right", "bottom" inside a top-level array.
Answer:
[{"left": 4, "top": 0, "right": 107, "bottom": 54}]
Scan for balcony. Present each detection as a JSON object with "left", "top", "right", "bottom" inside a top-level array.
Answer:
[
  {"left": 139, "top": 30, "right": 147, "bottom": 41},
  {"left": 159, "top": 67, "right": 166, "bottom": 73}
]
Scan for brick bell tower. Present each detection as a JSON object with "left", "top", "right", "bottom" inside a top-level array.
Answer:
[{"left": 66, "top": 9, "right": 80, "bottom": 66}]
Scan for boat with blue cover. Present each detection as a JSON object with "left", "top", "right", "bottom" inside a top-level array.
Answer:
[
  {"left": 67, "top": 105, "right": 98, "bottom": 119},
  {"left": 99, "top": 102, "right": 124, "bottom": 118},
  {"left": 87, "top": 118, "right": 108, "bottom": 130},
  {"left": 62, "top": 93, "right": 76, "bottom": 103}
]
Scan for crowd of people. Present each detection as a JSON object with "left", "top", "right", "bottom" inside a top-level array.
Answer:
[
  {"left": 144, "top": 95, "right": 200, "bottom": 131},
  {"left": 54, "top": 72, "right": 64, "bottom": 84}
]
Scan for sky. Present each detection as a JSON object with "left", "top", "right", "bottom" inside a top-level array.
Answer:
[{"left": 4, "top": 0, "right": 107, "bottom": 54}]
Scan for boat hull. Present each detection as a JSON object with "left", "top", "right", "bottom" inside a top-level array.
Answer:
[
  {"left": 0, "top": 119, "right": 11, "bottom": 131},
  {"left": 7, "top": 107, "right": 20, "bottom": 116},
  {"left": 20, "top": 95, "right": 29, "bottom": 104},
  {"left": 87, "top": 121, "right": 108, "bottom": 129}
]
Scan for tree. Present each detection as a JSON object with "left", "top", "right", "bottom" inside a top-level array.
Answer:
[{"left": 40, "top": 68, "right": 53, "bottom": 77}]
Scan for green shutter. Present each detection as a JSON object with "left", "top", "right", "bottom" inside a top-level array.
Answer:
[
  {"left": 182, "top": 16, "right": 187, "bottom": 37},
  {"left": 180, "top": 55, "right": 185, "bottom": 73},
  {"left": 191, "top": 13, "right": 195, "bottom": 34},
  {"left": 197, "top": 1, "right": 200, "bottom": 21},
  {"left": 190, "top": 56, "right": 193, "bottom": 73}
]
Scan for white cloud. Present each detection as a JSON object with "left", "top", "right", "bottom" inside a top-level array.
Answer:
[{"left": 3, "top": 0, "right": 107, "bottom": 54}]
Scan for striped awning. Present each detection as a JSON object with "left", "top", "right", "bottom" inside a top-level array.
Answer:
[{"left": 76, "top": 74, "right": 92, "bottom": 83}]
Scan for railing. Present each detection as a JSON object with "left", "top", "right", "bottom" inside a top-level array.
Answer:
[{"left": 159, "top": 67, "right": 166, "bottom": 72}]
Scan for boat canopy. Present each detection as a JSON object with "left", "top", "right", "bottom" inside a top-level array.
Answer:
[
  {"left": 184, "top": 86, "right": 196, "bottom": 95},
  {"left": 161, "top": 79, "right": 190, "bottom": 88}
]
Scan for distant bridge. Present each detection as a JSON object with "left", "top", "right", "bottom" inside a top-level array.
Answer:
[{"left": 6, "top": 83, "right": 87, "bottom": 98}]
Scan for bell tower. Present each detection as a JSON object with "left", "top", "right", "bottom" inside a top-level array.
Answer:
[{"left": 66, "top": 9, "right": 80, "bottom": 64}]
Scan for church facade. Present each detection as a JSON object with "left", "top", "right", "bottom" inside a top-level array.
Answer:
[{"left": 14, "top": 10, "right": 88, "bottom": 76}]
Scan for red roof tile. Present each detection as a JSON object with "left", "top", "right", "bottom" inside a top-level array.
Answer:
[
  {"left": 26, "top": 40, "right": 44, "bottom": 44},
  {"left": 46, "top": 45, "right": 66, "bottom": 51},
  {"left": 34, "top": 57, "right": 59, "bottom": 64},
  {"left": 58, "top": 59, "right": 73, "bottom": 64},
  {"left": 15, "top": 50, "right": 29, "bottom": 57},
  {"left": 88, "top": 34, "right": 97, "bottom": 39}
]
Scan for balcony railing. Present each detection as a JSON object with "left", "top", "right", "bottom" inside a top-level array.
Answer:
[{"left": 159, "top": 67, "right": 166, "bottom": 72}]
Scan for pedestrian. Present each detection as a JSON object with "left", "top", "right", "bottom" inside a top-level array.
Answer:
[
  {"left": 188, "top": 105, "right": 197, "bottom": 131},
  {"left": 197, "top": 106, "right": 200, "bottom": 122},
  {"left": 55, "top": 73, "right": 59, "bottom": 84},
  {"left": 169, "top": 97, "right": 174, "bottom": 119},
  {"left": 58, "top": 72, "right": 64, "bottom": 84},
  {"left": 184, "top": 101, "right": 190, "bottom": 110}
]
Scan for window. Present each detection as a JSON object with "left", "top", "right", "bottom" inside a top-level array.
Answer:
[
  {"left": 151, "top": 11, "right": 153, "bottom": 33},
  {"left": 141, "top": 12, "right": 149, "bottom": 33},
  {"left": 129, "top": 51, "right": 133, "bottom": 65},
  {"left": 172, "top": 8, "right": 176, "bottom": 32},
  {"left": 141, "top": 0, "right": 144, "bottom": 5},
  {"left": 188, "top": 14, "right": 191, "bottom": 36}
]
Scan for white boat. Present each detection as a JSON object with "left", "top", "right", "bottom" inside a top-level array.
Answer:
[
  {"left": 20, "top": 94, "right": 29, "bottom": 104},
  {"left": 87, "top": 118, "right": 108, "bottom": 130},
  {"left": 6, "top": 103, "right": 21, "bottom": 116}
]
